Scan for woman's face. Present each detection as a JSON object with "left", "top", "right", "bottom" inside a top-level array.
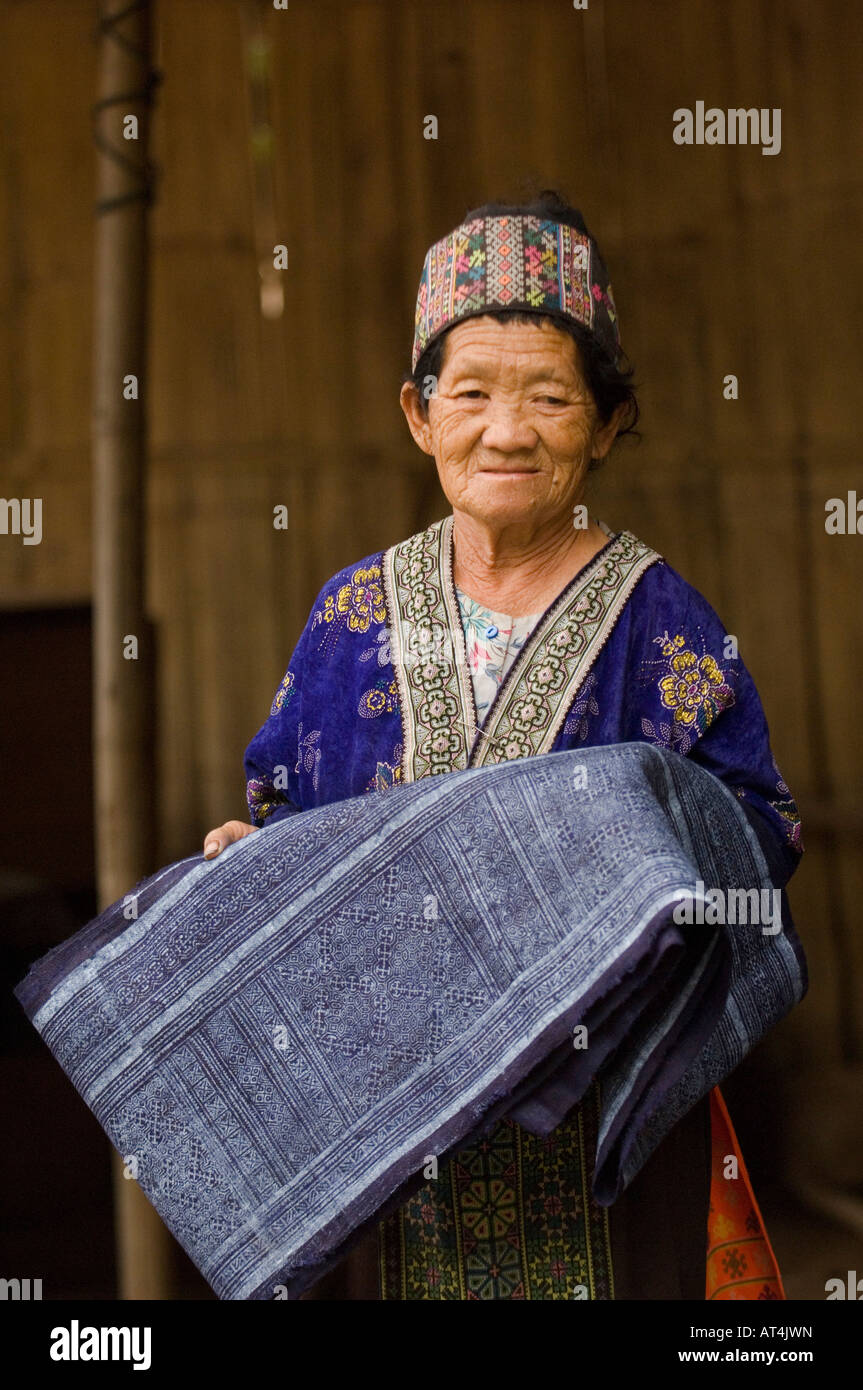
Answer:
[{"left": 400, "top": 315, "right": 624, "bottom": 533}]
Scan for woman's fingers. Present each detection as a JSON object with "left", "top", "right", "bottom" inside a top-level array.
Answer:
[{"left": 203, "top": 820, "right": 258, "bottom": 859}]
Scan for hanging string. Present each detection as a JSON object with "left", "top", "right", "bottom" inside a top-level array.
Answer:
[{"left": 242, "top": 0, "right": 284, "bottom": 319}]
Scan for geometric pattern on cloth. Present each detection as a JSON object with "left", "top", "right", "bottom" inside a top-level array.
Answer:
[
  {"left": 15, "top": 744, "right": 805, "bottom": 1299},
  {"left": 706, "top": 1087, "right": 785, "bottom": 1300},
  {"left": 473, "top": 532, "right": 661, "bottom": 766},
  {"left": 382, "top": 516, "right": 478, "bottom": 779},
  {"left": 382, "top": 515, "right": 661, "bottom": 783},
  {"left": 380, "top": 1079, "right": 613, "bottom": 1300},
  {"left": 411, "top": 215, "right": 619, "bottom": 371}
]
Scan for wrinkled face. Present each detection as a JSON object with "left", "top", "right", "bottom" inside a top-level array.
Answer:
[{"left": 402, "top": 315, "right": 621, "bottom": 531}]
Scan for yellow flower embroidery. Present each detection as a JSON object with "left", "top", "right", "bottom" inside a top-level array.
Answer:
[
  {"left": 246, "top": 779, "right": 289, "bottom": 825},
  {"left": 358, "top": 678, "right": 399, "bottom": 720},
  {"left": 655, "top": 632, "right": 734, "bottom": 734},
  {"left": 313, "top": 564, "right": 387, "bottom": 653},
  {"left": 335, "top": 566, "right": 386, "bottom": 634},
  {"left": 270, "top": 669, "right": 295, "bottom": 716}
]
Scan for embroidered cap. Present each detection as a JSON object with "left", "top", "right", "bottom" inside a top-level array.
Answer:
[{"left": 411, "top": 213, "right": 623, "bottom": 373}]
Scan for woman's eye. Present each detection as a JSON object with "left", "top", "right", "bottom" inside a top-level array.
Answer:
[{"left": 452, "top": 390, "right": 567, "bottom": 404}]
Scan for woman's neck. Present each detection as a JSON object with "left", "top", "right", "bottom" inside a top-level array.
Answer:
[{"left": 451, "top": 511, "right": 609, "bottom": 617}]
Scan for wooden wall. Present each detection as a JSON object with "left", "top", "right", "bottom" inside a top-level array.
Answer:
[{"left": 1, "top": 0, "right": 861, "bottom": 1159}]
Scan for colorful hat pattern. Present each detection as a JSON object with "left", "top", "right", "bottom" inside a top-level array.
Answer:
[{"left": 411, "top": 214, "right": 622, "bottom": 372}]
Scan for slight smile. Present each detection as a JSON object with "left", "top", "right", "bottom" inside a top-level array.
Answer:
[{"left": 478, "top": 468, "right": 540, "bottom": 477}]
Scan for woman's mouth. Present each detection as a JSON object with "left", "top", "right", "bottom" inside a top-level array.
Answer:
[{"left": 479, "top": 468, "right": 539, "bottom": 477}]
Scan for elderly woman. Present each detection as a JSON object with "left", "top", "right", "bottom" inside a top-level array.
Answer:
[{"left": 204, "top": 192, "right": 802, "bottom": 1301}]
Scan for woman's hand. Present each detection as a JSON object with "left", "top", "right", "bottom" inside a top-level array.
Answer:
[{"left": 203, "top": 821, "right": 258, "bottom": 859}]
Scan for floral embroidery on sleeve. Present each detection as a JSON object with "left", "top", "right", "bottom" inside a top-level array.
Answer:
[
  {"left": 562, "top": 671, "right": 599, "bottom": 742},
  {"left": 358, "top": 628, "right": 398, "bottom": 718},
  {"left": 366, "top": 742, "right": 403, "bottom": 793},
  {"left": 641, "top": 631, "right": 735, "bottom": 754},
  {"left": 770, "top": 791, "right": 803, "bottom": 852},
  {"left": 297, "top": 723, "right": 322, "bottom": 792},
  {"left": 360, "top": 627, "right": 393, "bottom": 667},
  {"left": 312, "top": 565, "right": 386, "bottom": 655},
  {"left": 740, "top": 757, "right": 804, "bottom": 853},
  {"left": 246, "top": 776, "right": 290, "bottom": 825},
  {"left": 246, "top": 666, "right": 301, "bottom": 823},
  {"left": 359, "top": 676, "right": 399, "bottom": 719},
  {"left": 269, "top": 669, "right": 295, "bottom": 717}
]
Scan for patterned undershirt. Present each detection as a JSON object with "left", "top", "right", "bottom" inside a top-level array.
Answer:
[{"left": 455, "top": 588, "right": 543, "bottom": 725}]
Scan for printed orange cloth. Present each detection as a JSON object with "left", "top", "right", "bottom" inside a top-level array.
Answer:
[{"left": 706, "top": 1086, "right": 785, "bottom": 1300}]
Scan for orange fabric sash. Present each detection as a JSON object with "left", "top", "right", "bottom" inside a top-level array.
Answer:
[{"left": 706, "top": 1086, "right": 785, "bottom": 1300}]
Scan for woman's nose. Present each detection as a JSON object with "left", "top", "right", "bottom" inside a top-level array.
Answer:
[{"left": 480, "top": 400, "right": 538, "bottom": 449}]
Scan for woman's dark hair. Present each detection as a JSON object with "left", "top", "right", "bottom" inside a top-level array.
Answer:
[{"left": 405, "top": 189, "right": 639, "bottom": 461}]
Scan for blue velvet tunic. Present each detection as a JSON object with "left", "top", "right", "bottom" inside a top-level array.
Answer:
[{"left": 244, "top": 520, "right": 801, "bottom": 881}]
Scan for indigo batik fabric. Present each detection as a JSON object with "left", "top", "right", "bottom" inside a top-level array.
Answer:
[{"left": 17, "top": 744, "right": 804, "bottom": 1300}]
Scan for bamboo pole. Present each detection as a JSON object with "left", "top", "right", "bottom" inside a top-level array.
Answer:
[{"left": 91, "top": 0, "right": 171, "bottom": 1299}]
